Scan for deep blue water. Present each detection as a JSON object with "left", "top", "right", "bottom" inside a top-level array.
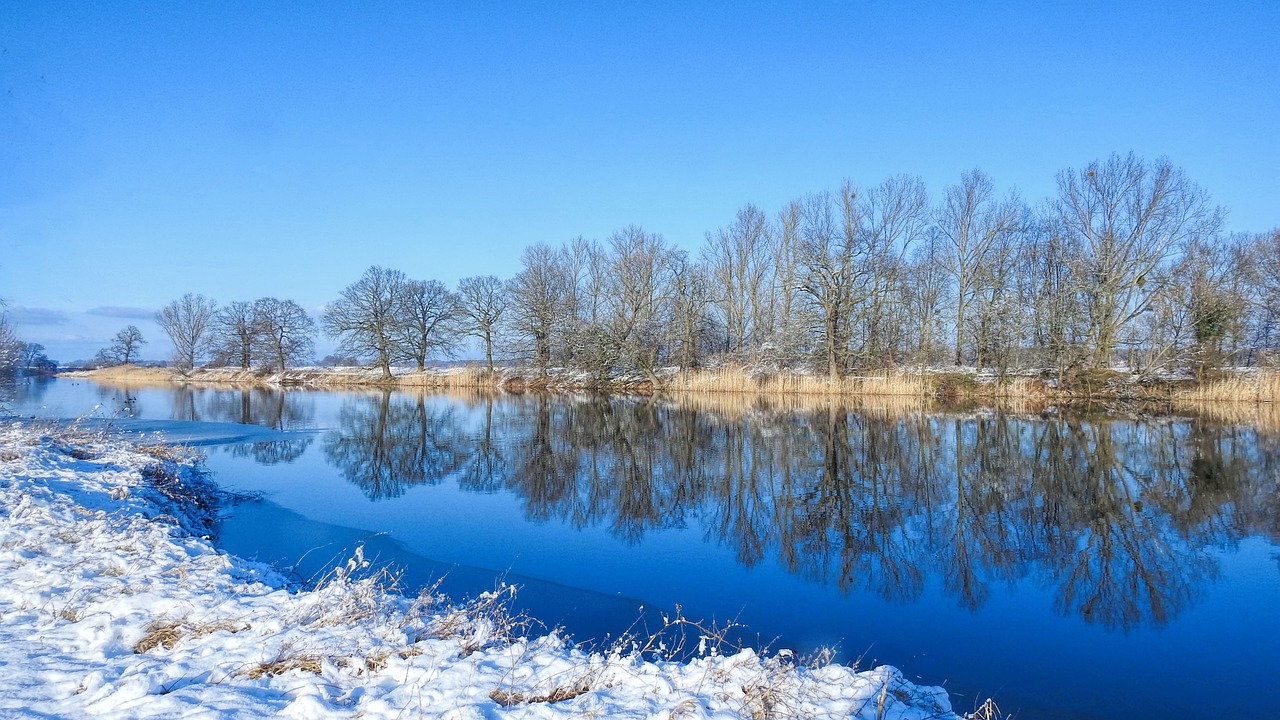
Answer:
[{"left": 6, "top": 375, "right": 1279, "bottom": 719}]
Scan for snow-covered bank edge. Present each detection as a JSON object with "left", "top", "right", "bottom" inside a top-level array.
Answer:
[{"left": 0, "top": 422, "right": 963, "bottom": 719}]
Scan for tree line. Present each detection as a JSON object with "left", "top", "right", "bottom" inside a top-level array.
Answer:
[
  {"left": 101, "top": 152, "right": 1279, "bottom": 379},
  {"left": 0, "top": 302, "right": 55, "bottom": 376}
]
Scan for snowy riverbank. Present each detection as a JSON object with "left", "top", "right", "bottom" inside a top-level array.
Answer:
[{"left": 0, "top": 422, "right": 961, "bottom": 719}]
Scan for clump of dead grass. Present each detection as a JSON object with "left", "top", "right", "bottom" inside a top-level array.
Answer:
[
  {"left": 963, "top": 698, "right": 1008, "bottom": 720},
  {"left": 489, "top": 683, "right": 593, "bottom": 708},
  {"left": 138, "top": 461, "right": 219, "bottom": 527},
  {"left": 290, "top": 546, "right": 402, "bottom": 628},
  {"left": 134, "top": 618, "right": 251, "bottom": 654},
  {"left": 135, "top": 443, "right": 196, "bottom": 463},
  {"left": 240, "top": 650, "right": 324, "bottom": 679},
  {"left": 487, "top": 605, "right": 746, "bottom": 714},
  {"left": 412, "top": 581, "right": 536, "bottom": 656},
  {"left": 134, "top": 620, "right": 186, "bottom": 653},
  {"left": 61, "top": 445, "right": 100, "bottom": 461}
]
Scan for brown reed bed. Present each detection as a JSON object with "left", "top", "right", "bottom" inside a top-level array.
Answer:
[
  {"left": 660, "top": 366, "right": 1053, "bottom": 401},
  {"left": 662, "top": 366, "right": 929, "bottom": 396},
  {"left": 1173, "top": 370, "right": 1280, "bottom": 404},
  {"left": 62, "top": 364, "right": 1280, "bottom": 410},
  {"left": 659, "top": 388, "right": 933, "bottom": 420}
]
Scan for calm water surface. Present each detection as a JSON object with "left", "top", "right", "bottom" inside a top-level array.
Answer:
[{"left": 6, "top": 376, "right": 1279, "bottom": 719}]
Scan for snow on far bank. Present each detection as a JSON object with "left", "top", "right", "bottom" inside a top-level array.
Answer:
[{"left": 0, "top": 422, "right": 961, "bottom": 720}]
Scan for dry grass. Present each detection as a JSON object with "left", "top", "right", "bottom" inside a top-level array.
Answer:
[
  {"left": 60, "top": 445, "right": 100, "bottom": 461},
  {"left": 241, "top": 652, "right": 324, "bottom": 679},
  {"left": 135, "top": 443, "right": 195, "bottom": 463},
  {"left": 663, "top": 367, "right": 931, "bottom": 397},
  {"left": 68, "top": 362, "right": 1280, "bottom": 411},
  {"left": 1174, "top": 370, "right": 1280, "bottom": 404},
  {"left": 66, "top": 365, "right": 178, "bottom": 382},
  {"left": 663, "top": 367, "right": 1056, "bottom": 406},
  {"left": 391, "top": 366, "right": 494, "bottom": 388},
  {"left": 69, "top": 364, "right": 501, "bottom": 390},
  {"left": 664, "top": 390, "right": 934, "bottom": 420},
  {"left": 134, "top": 618, "right": 250, "bottom": 654},
  {"left": 201, "top": 366, "right": 498, "bottom": 389},
  {"left": 489, "top": 684, "right": 593, "bottom": 708},
  {"left": 963, "top": 698, "right": 1009, "bottom": 720},
  {"left": 134, "top": 620, "right": 186, "bottom": 653},
  {"left": 414, "top": 582, "right": 535, "bottom": 656}
]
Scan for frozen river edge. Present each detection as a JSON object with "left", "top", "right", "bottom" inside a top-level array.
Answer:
[{"left": 0, "top": 421, "right": 961, "bottom": 720}]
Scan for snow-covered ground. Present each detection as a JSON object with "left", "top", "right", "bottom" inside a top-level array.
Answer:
[{"left": 0, "top": 421, "right": 961, "bottom": 719}]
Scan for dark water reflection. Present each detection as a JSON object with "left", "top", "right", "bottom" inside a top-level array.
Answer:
[
  {"left": 323, "top": 392, "right": 468, "bottom": 498},
  {"left": 81, "top": 382, "right": 317, "bottom": 464},
  {"left": 319, "top": 392, "right": 1278, "bottom": 634}
]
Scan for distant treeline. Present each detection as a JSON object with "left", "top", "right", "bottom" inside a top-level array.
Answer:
[
  {"left": 0, "top": 302, "right": 55, "bottom": 375},
  {"left": 114, "top": 152, "right": 1278, "bottom": 380}
]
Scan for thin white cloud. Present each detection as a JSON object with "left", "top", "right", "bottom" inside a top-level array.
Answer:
[
  {"left": 7, "top": 306, "right": 71, "bottom": 325},
  {"left": 86, "top": 306, "right": 154, "bottom": 320}
]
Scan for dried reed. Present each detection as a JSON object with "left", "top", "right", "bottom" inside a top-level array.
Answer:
[{"left": 1174, "top": 370, "right": 1280, "bottom": 404}]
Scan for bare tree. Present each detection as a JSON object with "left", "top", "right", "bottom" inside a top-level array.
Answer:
[
  {"left": 565, "top": 238, "right": 610, "bottom": 373},
  {"left": 703, "top": 204, "right": 771, "bottom": 357},
  {"left": 667, "top": 251, "right": 712, "bottom": 369},
  {"left": 1140, "top": 235, "right": 1250, "bottom": 377},
  {"left": 796, "top": 189, "right": 858, "bottom": 379},
  {"left": 16, "top": 342, "right": 50, "bottom": 372},
  {"left": 323, "top": 266, "right": 408, "bottom": 380},
  {"left": 602, "top": 225, "right": 675, "bottom": 376},
  {"left": 213, "top": 300, "right": 261, "bottom": 369},
  {"left": 791, "top": 178, "right": 929, "bottom": 377},
  {"left": 0, "top": 305, "right": 19, "bottom": 375},
  {"left": 934, "top": 169, "right": 1022, "bottom": 366},
  {"left": 1242, "top": 229, "right": 1280, "bottom": 362},
  {"left": 156, "top": 293, "right": 218, "bottom": 371},
  {"left": 396, "top": 279, "right": 460, "bottom": 370},
  {"left": 1021, "top": 212, "right": 1088, "bottom": 376},
  {"left": 506, "top": 244, "right": 572, "bottom": 375},
  {"left": 857, "top": 175, "right": 929, "bottom": 366},
  {"left": 900, "top": 235, "right": 951, "bottom": 367},
  {"left": 456, "top": 275, "right": 508, "bottom": 372},
  {"left": 254, "top": 297, "right": 316, "bottom": 371},
  {"left": 762, "top": 201, "right": 804, "bottom": 364},
  {"left": 96, "top": 325, "right": 146, "bottom": 366},
  {"left": 968, "top": 245, "right": 1023, "bottom": 374},
  {"left": 1052, "top": 153, "right": 1222, "bottom": 367}
]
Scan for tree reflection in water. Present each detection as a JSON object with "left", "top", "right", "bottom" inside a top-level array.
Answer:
[
  {"left": 166, "top": 386, "right": 317, "bottom": 465},
  {"left": 456, "top": 394, "right": 506, "bottom": 493},
  {"left": 2, "top": 374, "right": 53, "bottom": 409},
  {"left": 320, "top": 392, "right": 1280, "bottom": 632},
  {"left": 324, "top": 392, "right": 467, "bottom": 499}
]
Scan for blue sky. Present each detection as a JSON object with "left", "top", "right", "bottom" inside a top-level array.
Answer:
[{"left": 2, "top": 1, "right": 1277, "bottom": 363}]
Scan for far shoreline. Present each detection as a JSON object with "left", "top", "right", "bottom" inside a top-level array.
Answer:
[{"left": 57, "top": 362, "right": 1280, "bottom": 405}]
